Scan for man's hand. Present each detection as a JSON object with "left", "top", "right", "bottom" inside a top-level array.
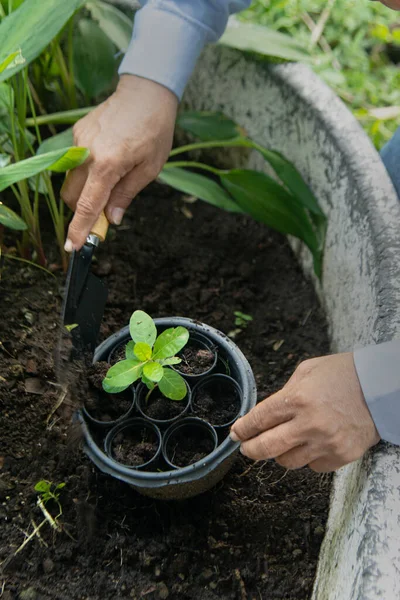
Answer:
[
  {"left": 230, "top": 353, "right": 380, "bottom": 472},
  {"left": 61, "top": 75, "right": 178, "bottom": 251}
]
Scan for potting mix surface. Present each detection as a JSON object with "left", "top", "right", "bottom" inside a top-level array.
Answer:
[{"left": 0, "top": 184, "right": 331, "bottom": 600}]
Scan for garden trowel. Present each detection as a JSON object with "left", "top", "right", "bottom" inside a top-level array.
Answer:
[{"left": 62, "top": 212, "right": 109, "bottom": 354}]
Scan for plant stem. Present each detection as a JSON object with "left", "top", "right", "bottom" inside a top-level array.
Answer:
[
  {"left": 169, "top": 138, "right": 252, "bottom": 157},
  {"left": 25, "top": 107, "right": 93, "bottom": 127},
  {"left": 163, "top": 161, "right": 223, "bottom": 176}
]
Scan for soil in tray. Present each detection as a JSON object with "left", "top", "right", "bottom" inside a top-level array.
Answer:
[
  {"left": 111, "top": 427, "right": 158, "bottom": 466},
  {"left": 0, "top": 183, "right": 331, "bottom": 600},
  {"left": 85, "top": 361, "right": 131, "bottom": 422},
  {"left": 177, "top": 344, "right": 215, "bottom": 375},
  {"left": 109, "top": 343, "right": 127, "bottom": 365},
  {"left": 141, "top": 388, "right": 186, "bottom": 421},
  {"left": 193, "top": 383, "right": 240, "bottom": 425},
  {"left": 167, "top": 429, "right": 215, "bottom": 467}
]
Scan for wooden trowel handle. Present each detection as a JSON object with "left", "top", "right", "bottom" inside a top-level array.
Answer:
[{"left": 90, "top": 211, "right": 109, "bottom": 242}]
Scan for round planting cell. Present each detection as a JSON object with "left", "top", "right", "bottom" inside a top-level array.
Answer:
[
  {"left": 191, "top": 374, "right": 242, "bottom": 428},
  {"left": 163, "top": 417, "right": 218, "bottom": 469},
  {"left": 82, "top": 386, "right": 136, "bottom": 429},
  {"left": 80, "top": 317, "right": 257, "bottom": 499},
  {"left": 173, "top": 331, "right": 217, "bottom": 378},
  {"left": 136, "top": 380, "right": 191, "bottom": 425},
  {"left": 104, "top": 418, "right": 162, "bottom": 470}
]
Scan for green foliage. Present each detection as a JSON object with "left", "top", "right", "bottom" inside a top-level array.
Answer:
[
  {"left": 34, "top": 479, "right": 65, "bottom": 503},
  {"left": 103, "top": 311, "right": 188, "bottom": 401},
  {"left": 240, "top": 0, "right": 400, "bottom": 149},
  {"left": 234, "top": 311, "right": 253, "bottom": 327},
  {"left": 0, "top": 202, "right": 27, "bottom": 229}
]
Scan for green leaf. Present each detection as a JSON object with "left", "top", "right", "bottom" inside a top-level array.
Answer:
[
  {"left": 0, "top": 0, "right": 86, "bottom": 83},
  {"left": 86, "top": 0, "right": 133, "bottom": 52},
  {"left": 177, "top": 111, "right": 243, "bottom": 141},
  {"left": 158, "top": 368, "right": 187, "bottom": 401},
  {"left": 159, "top": 167, "right": 242, "bottom": 214},
  {"left": 34, "top": 480, "right": 50, "bottom": 493},
  {"left": 0, "top": 49, "right": 25, "bottom": 74},
  {"left": 0, "top": 147, "right": 89, "bottom": 192},
  {"left": 55, "top": 482, "right": 66, "bottom": 491},
  {"left": 129, "top": 311, "right": 157, "bottom": 346},
  {"left": 218, "top": 19, "right": 311, "bottom": 63},
  {"left": 142, "top": 374, "right": 155, "bottom": 391},
  {"left": 0, "top": 82, "right": 14, "bottom": 113},
  {"left": 153, "top": 327, "right": 189, "bottom": 360},
  {"left": 143, "top": 361, "right": 164, "bottom": 383},
  {"left": 73, "top": 18, "right": 116, "bottom": 99},
  {"left": 102, "top": 359, "right": 144, "bottom": 393},
  {"left": 0, "top": 203, "right": 27, "bottom": 230},
  {"left": 125, "top": 340, "right": 136, "bottom": 360},
  {"left": 37, "top": 128, "right": 74, "bottom": 155},
  {"left": 134, "top": 342, "right": 152, "bottom": 362},
  {"left": 0, "top": 154, "right": 10, "bottom": 168},
  {"left": 159, "top": 357, "right": 182, "bottom": 366},
  {"left": 220, "top": 169, "right": 320, "bottom": 261}
]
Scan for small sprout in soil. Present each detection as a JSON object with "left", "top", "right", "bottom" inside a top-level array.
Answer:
[
  {"left": 34, "top": 480, "right": 65, "bottom": 512},
  {"left": 234, "top": 311, "right": 253, "bottom": 328},
  {"left": 64, "top": 323, "right": 78, "bottom": 332},
  {"left": 103, "top": 310, "right": 189, "bottom": 401}
]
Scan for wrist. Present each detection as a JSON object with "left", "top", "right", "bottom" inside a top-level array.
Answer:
[{"left": 117, "top": 74, "right": 178, "bottom": 107}]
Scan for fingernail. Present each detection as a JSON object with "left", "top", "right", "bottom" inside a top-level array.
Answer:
[
  {"left": 111, "top": 207, "right": 124, "bottom": 225},
  {"left": 230, "top": 430, "right": 240, "bottom": 442},
  {"left": 64, "top": 239, "right": 74, "bottom": 253}
]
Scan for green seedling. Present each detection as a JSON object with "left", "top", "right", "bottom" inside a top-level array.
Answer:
[
  {"left": 103, "top": 310, "right": 189, "bottom": 401},
  {"left": 234, "top": 311, "right": 253, "bottom": 328},
  {"left": 34, "top": 479, "right": 65, "bottom": 516}
]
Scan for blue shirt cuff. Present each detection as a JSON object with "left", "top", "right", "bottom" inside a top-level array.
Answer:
[
  {"left": 118, "top": 5, "right": 210, "bottom": 100},
  {"left": 354, "top": 340, "right": 400, "bottom": 446}
]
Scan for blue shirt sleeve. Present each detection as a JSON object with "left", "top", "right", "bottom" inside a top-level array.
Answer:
[
  {"left": 118, "top": 0, "right": 252, "bottom": 100},
  {"left": 354, "top": 340, "right": 400, "bottom": 446}
]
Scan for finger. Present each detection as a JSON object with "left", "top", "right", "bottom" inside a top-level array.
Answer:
[
  {"left": 65, "top": 168, "right": 118, "bottom": 250},
  {"left": 105, "top": 162, "right": 158, "bottom": 225},
  {"left": 275, "top": 443, "right": 318, "bottom": 470},
  {"left": 60, "top": 164, "right": 90, "bottom": 211},
  {"left": 308, "top": 457, "right": 344, "bottom": 473},
  {"left": 240, "top": 421, "right": 300, "bottom": 461},
  {"left": 230, "top": 389, "right": 294, "bottom": 442}
]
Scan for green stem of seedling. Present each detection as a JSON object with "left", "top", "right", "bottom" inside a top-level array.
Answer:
[
  {"left": 25, "top": 107, "right": 93, "bottom": 127},
  {"left": 163, "top": 161, "right": 223, "bottom": 176},
  {"left": 169, "top": 137, "right": 252, "bottom": 157}
]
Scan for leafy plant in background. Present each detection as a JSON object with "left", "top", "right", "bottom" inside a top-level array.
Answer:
[
  {"left": 240, "top": 0, "right": 400, "bottom": 149},
  {"left": 0, "top": 0, "right": 325, "bottom": 275},
  {"left": 103, "top": 310, "right": 189, "bottom": 401}
]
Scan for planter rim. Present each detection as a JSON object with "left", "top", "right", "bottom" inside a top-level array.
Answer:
[
  {"left": 104, "top": 417, "right": 162, "bottom": 470},
  {"left": 162, "top": 416, "right": 218, "bottom": 469},
  {"left": 136, "top": 379, "right": 191, "bottom": 425}
]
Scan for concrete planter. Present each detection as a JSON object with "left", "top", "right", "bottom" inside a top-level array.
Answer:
[{"left": 184, "top": 46, "right": 400, "bottom": 600}]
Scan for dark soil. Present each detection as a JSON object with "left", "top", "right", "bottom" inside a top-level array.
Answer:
[
  {"left": 109, "top": 343, "right": 127, "bottom": 365},
  {"left": 111, "top": 426, "right": 159, "bottom": 467},
  {"left": 166, "top": 427, "right": 216, "bottom": 467},
  {"left": 177, "top": 344, "right": 215, "bottom": 375},
  {"left": 193, "top": 380, "right": 241, "bottom": 426},
  {"left": 84, "top": 361, "right": 133, "bottom": 422},
  {"left": 139, "top": 387, "right": 188, "bottom": 422},
  {"left": 0, "top": 182, "right": 331, "bottom": 600}
]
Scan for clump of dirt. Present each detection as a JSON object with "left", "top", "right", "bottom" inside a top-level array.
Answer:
[
  {"left": 177, "top": 344, "right": 216, "bottom": 375},
  {"left": 193, "top": 381, "right": 240, "bottom": 425},
  {"left": 166, "top": 427, "right": 215, "bottom": 467},
  {"left": 139, "top": 387, "right": 187, "bottom": 421},
  {"left": 111, "top": 426, "right": 159, "bottom": 466}
]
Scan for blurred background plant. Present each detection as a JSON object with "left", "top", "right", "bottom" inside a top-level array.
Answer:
[{"left": 240, "top": 0, "right": 400, "bottom": 149}]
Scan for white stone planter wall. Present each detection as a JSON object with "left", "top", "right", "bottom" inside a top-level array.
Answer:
[{"left": 184, "top": 46, "right": 400, "bottom": 600}]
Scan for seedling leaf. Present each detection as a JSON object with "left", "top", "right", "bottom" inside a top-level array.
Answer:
[
  {"left": 159, "top": 357, "right": 182, "bottom": 366},
  {"left": 158, "top": 368, "right": 187, "bottom": 400},
  {"left": 134, "top": 342, "right": 152, "bottom": 362},
  {"left": 125, "top": 340, "right": 136, "bottom": 359},
  {"left": 129, "top": 310, "right": 157, "bottom": 346},
  {"left": 102, "top": 359, "right": 144, "bottom": 393},
  {"left": 143, "top": 361, "right": 164, "bottom": 383},
  {"left": 153, "top": 327, "right": 189, "bottom": 360}
]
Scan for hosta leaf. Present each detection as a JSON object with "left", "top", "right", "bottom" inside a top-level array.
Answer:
[
  {"left": 159, "top": 167, "right": 242, "bottom": 213},
  {"left": 134, "top": 342, "right": 152, "bottom": 362},
  {"left": 125, "top": 340, "right": 136, "bottom": 360},
  {"left": 0, "top": 203, "right": 27, "bottom": 230},
  {"left": 73, "top": 18, "right": 116, "bottom": 99},
  {"left": 143, "top": 361, "right": 164, "bottom": 383},
  {"left": 0, "top": 147, "right": 89, "bottom": 192},
  {"left": 158, "top": 368, "right": 187, "bottom": 401},
  {"left": 37, "top": 128, "right": 74, "bottom": 155},
  {"left": 153, "top": 327, "right": 189, "bottom": 360},
  {"left": 0, "top": 0, "right": 86, "bottom": 83},
  {"left": 102, "top": 359, "right": 144, "bottom": 393},
  {"left": 129, "top": 310, "right": 157, "bottom": 346},
  {"left": 177, "top": 111, "right": 243, "bottom": 141},
  {"left": 86, "top": 0, "right": 133, "bottom": 52}
]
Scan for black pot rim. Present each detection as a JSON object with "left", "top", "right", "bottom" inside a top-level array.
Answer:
[
  {"left": 136, "top": 379, "right": 191, "bottom": 425},
  {"left": 104, "top": 417, "right": 162, "bottom": 470},
  {"left": 81, "top": 317, "right": 257, "bottom": 490},
  {"left": 162, "top": 417, "right": 218, "bottom": 469},
  {"left": 82, "top": 386, "right": 136, "bottom": 428},
  {"left": 172, "top": 331, "right": 218, "bottom": 379},
  {"left": 191, "top": 373, "right": 243, "bottom": 428}
]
